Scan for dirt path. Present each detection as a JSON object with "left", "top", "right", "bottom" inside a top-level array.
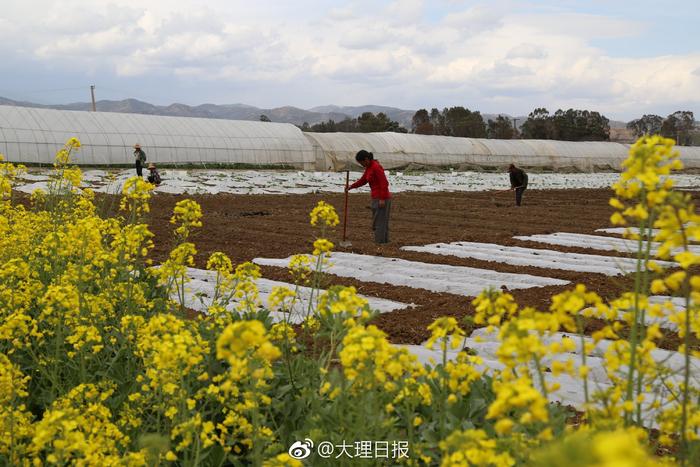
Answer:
[{"left": 144, "top": 188, "right": 700, "bottom": 346}]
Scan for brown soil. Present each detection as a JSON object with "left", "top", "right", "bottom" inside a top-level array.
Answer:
[{"left": 140, "top": 188, "right": 700, "bottom": 346}]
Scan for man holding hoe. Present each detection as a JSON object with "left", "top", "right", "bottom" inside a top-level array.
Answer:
[
  {"left": 345, "top": 150, "right": 391, "bottom": 244},
  {"left": 508, "top": 163, "right": 528, "bottom": 206}
]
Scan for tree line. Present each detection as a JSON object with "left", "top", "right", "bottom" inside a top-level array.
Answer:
[
  {"left": 272, "top": 107, "right": 698, "bottom": 144},
  {"left": 411, "top": 107, "right": 612, "bottom": 141},
  {"left": 626, "top": 111, "right": 696, "bottom": 145},
  {"left": 298, "top": 112, "right": 408, "bottom": 133}
]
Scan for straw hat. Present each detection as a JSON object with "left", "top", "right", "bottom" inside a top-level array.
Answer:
[
  {"left": 134, "top": 143, "right": 141, "bottom": 149},
  {"left": 148, "top": 163, "right": 156, "bottom": 169}
]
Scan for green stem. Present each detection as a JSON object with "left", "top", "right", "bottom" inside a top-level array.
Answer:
[
  {"left": 306, "top": 252, "right": 325, "bottom": 319},
  {"left": 625, "top": 213, "right": 647, "bottom": 426},
  {"left": 576, "top": 315, "right": 591, "bottom": 421},
  {"left": 283, "top": 316, "right": 298, "bottom": 393},
  {"left": 9, "top": 370, "right": 15, "bottom": 465},
  {"left": 440, "top": 341, "right": 448, "bottom": 439},
  {"left": 635, "top": 213, "right": 655, "bottom": 425},
  {"left": 323, "top": 332, "right": 336, "bottom": 373},
  {"left": 679, "top": 286, "right": 691, "bottom": 465},
  {"left": 533, "top": 356, "right": 549, "bottom": 400},
  {"left": 676, "top": 216, "right": 692, "bottom": 464}
]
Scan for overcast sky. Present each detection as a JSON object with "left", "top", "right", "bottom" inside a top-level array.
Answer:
[{"left": 0, "top": 0, "right": 698, "bottom": 120}]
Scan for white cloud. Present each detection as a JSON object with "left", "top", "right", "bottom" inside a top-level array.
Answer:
[
  {"left": 506, "top": 44, "right": 547, "bottom": 60},
  {"left": 516, "top": 12, "right": 646, "bottom": 39},
  {"left": 339, "top": 27, "right": 399, "bottom": 50},
  {"left": 40, "top": 3, "right": 142, "bottom": 34},
  {"left": 1, "top": 0, "right": 698, "bottom": 119},
  {"left": 443, "top": 4, "right": 505, "bottom": 33},
  {"left": 36, "top": 26, "right": 140, "bottom": 58},
  {"left": 327, "top": 6, "right": 356, "bottom": 21},
  {"left": 384, "top": 0, "right": 425, "bottom": 24}
]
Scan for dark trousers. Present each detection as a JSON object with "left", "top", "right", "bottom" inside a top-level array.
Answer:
[
  {"left": 371, "top": 199, "right": 391, "bottom": 244},
  {"left": 515, "top": 187, "right": 526, "bottom": 206},
  {"left": 135, "top": 160, "right": 143, "bottom": 177}
]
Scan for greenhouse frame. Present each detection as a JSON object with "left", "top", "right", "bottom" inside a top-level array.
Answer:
[
  {"left": 2, "top": 105, "right": 699, "bottom": 172},
  {"left": 0, "top": 105, "right": 315, "bottom": 169}
]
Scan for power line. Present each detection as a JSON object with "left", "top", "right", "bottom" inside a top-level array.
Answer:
[{"left": 0, "top": 86, "right": 91, "bottom": 96}]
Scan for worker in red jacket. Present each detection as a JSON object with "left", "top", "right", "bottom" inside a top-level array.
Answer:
[{"left": 346, "top": 150, "right": 391, "bottom": 244}]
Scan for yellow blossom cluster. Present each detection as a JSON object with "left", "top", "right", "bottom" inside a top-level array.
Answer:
[
  {"left": 120, "top": 176, "right": 154, "bottom": 219},
  {"left": 610, "top": 135, "right": 681, "bottom": 226},
  {"left": 29, "top": 383, "right": 146, "bottom": 465},
  {"left": 269, "top": 322, "right": 297, "bottom": 345},
  {"left": 0, "top": 153, "right": 25, "bottom": 201},
  {"left": 312, "top": 238, "right": 334, "bottom": 256},
  {"left": 289, "top": 254, "right": 312, "bottom": 285},
  {"left": 309, "top": 200, "right": 339, "bottom": 228},
  {"left": 472, "top": 287, "right": 518, "bottom": 330},
  {"left": 133, "top": 314, "right": 208, "bottom": 397},
  {"left": 209, "top": 320, "right": 281, "bottom": 455},
  {"left": 531, "top": 427, "right": 666, "bottom": 467},
  {"left": 317, "top": 285, "right": 370, "bottom": 320},
  {"left": 171, "top": 198, "right": 203, "bottom": 240},
  {"left": 439, "top": 429, "right": 514, "bottom": 467},
  {"left": 427, "top": 317, "right": 466, "bottom": 352},
  {"left": 232, "top": 261, "right": 262, "bottom": 313},
  {"left": 339, "top": 324, "right": 429, "bottom": 400},
  {"left": 0, "top": 353, "right": 33, "bottom": 463},
  {"left": 442, "top": 351, "right": 484, "bottom": 401},
  {"left": 268, "top": 286, "right": 297, "bottom": 313}
]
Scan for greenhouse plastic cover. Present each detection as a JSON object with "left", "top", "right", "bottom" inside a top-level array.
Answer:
[
  {"left": 0, "top": 105, "right": 315, "bottom": 168},
  {"left": 2, "top": 105, "right": 700, "bottom": 172},
  {"left": 305, "top": 132, "right": 700, "bottom": 171}
]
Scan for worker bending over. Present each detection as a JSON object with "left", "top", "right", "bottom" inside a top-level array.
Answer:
[{"left": 508, "top": 164, "right": 528, "bottom": 206}]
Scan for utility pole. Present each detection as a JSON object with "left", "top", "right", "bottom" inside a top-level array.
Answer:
[
  {"left": 512, "top": 118, "right": 519, "bottom": 138},
  {"left": 90, "top": 85, "right": 96, "bottom": 112}
]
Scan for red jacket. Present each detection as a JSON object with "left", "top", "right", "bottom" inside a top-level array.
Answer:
[{"left": 349, "top": 160, "right": 391, "bottom": 200}]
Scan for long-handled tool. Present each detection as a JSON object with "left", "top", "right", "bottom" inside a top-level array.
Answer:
[
  {"left": 490, "top": 187, "right": 512, "bottom": 206},
  {"left": 340, "top": 170, "right": 352, "bottom": 247}
]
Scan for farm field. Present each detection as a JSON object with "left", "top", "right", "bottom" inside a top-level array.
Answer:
[{"left": 142, "top": 187, "right": 700, "bottom": 347}]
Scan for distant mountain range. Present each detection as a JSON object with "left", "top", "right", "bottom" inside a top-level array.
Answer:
[
  {"left": 0, "top": 96, "right": 629, "bottom": 130},
  {"left": 0, "top": 96, "right": 418, "bottom": 128}
]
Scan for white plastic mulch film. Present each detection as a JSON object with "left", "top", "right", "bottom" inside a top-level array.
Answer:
[
  {"left": 0, "top": 105, "right": 315, "bottom": 168},
  {"left": 400, "top": 241, "right": 676, "bottom": 276},
  {"left": 304, "top": 131, "right": 700, "bottom": 172},
  {"left": 402, "top": 327, "right": 700, "bottom": 428},
  {"left": 253, "top": 252, "right": 568, "bottom": 296},
  {"left": 181, "top": 267, "right": 410, "bottom": 324},
  {"left": 514, "top": 232, "right": 700, "bottom": 256}
]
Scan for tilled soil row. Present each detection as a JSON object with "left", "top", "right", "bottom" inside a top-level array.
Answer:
[{"left": 141, "top": 188, "right": 699, "bottom": 347}]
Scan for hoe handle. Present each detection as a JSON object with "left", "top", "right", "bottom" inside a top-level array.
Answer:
[{"left": 343, "top": 171, "right": 349, "bottom": 242}]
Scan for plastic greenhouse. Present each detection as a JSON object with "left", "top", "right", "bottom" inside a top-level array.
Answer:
[
  {"left": 0, "top": 105, "right": 315, "bottom": 169},
  {"left": 305, "top": 132, "right": 700, "bottom": 171},
  {"left": 2, "top": 105, "right": 699, "bottom": 172}
]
